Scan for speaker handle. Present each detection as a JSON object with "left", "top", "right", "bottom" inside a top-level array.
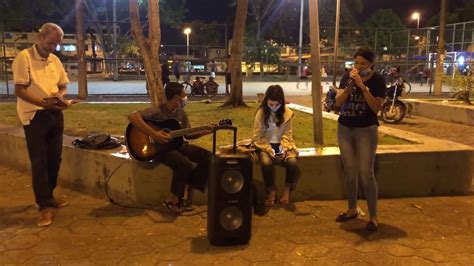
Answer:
[{"left": 212, "top": 126, "right": 238, "bottom": 155}]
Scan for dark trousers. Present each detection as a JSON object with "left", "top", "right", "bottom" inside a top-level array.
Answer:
[
  {"left": 258, "top": 151, "right": 300, "bottom": 192},
  {"left": 23, "top": 110, "right": 64, "bottom": 210},
  {"left": 162, "top": 144, "right": 211, "bottom": 198}
]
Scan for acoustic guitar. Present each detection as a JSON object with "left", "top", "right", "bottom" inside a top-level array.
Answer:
[{"left": 125, "top": 118, "right": 232, "bottom": 162}]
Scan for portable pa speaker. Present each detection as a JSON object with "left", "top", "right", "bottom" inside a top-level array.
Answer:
[{"left": 207, "top": 126, "right": 253, "bottom": 246}]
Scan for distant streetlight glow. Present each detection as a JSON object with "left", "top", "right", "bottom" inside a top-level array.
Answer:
[
  {"left": 183, "top": 28, "right": 191, "bottom": 36},
  {"left": 412, "top": 12, "right": 420, "bottom": 29},
  {"left": 183, "top": 27, "right": 191, "bottom": 74}
]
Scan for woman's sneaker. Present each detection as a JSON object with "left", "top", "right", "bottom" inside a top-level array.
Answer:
[
  {"left": 162, "top": 201, "right": 182, "bottom": 214},
  {"left": 181, "top": 199, "right": 194, "bottom": 212}
]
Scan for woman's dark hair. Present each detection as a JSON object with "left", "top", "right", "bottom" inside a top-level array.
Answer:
[
  {"left": 353, "top": 46, "right": 376, "bottom": 63},
  {"left": 259, "top": 85, "right": 286, "bottom": 128},
  {"left": 165, "top": 82, "right": 184, "bottom": 100}
]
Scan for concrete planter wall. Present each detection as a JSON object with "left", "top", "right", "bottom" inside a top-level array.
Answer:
[
  {"left": 0, "top": 124, "right": 472, "bottom": 206},
  {"left": 404, "top": 99, "right": 474, "bottom": 126}
]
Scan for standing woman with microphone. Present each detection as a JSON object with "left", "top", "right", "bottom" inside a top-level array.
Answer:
[{"left": 334, "top": 47, "right": 386, "bottom": 232}]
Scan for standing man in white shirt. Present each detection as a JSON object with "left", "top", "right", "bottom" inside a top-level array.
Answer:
[{"left": 13, "top": 23, "right": 72, "bottom": 227}]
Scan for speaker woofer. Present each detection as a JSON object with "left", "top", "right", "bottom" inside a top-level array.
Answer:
[
  {"left": 219, "top": 206, "right": 243, "bottom": 231},
  {"left": 221, "top": 170, "right": 244, "bottom": 194}
]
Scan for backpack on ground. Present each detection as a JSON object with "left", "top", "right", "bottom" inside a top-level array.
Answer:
[{"left": 72, "top": 133, "right": 122, "bottom": 150}]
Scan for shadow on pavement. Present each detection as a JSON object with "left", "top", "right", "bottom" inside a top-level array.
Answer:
[
  {"left": 339, "top": 220, "right": 408, "bottom": 242},
  {"left": 0, "top": 205, "right": 36, "bottom": 229},
  {"left": 190, "top": 235, "right": 249, "bottom": 254}
]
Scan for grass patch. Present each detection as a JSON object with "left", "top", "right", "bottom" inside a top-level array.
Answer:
[{"left": 0, "top": 102, "right": 410, "bottom": 150}]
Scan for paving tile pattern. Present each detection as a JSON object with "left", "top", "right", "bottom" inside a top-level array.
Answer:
[{"left": 1, "top": 164, "right": 473, "bottom": 264}]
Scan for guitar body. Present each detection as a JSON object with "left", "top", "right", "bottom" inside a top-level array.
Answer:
[
  {"left": 126, "top": 118, "right": 231, "bottom": 162},
  {"left": 125, "top": 119, "right": 184, "bottom": 162}
]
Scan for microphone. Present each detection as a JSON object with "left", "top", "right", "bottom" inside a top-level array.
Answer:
[{"left": 344, "top": 77, "right": 356, "bottom": 90}]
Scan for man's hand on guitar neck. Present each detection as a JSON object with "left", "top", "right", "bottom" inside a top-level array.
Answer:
[
  {"left": 152, "top": 130, "right": 172, "bottom": 144},
  {"left": 185, "top": 126, "right": 213, "bottom": 140}
]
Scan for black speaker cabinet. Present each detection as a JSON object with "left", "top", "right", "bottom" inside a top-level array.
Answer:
[{"left": 207, "top": 153, "right": 253, "bottom": 246}]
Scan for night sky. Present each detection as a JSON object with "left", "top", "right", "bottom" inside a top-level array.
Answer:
[
  {"left": 184, "top": 0, "right": 467, "bottom": 27},
  {"left": 360, "top": 0, "right": 467, "bottom": 27}
]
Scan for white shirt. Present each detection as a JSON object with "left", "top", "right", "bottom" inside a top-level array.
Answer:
[
  {"left": 267, "top": 113, "right": 280, "bottom": 143},
  {"left": 12, "top": 45, "right": 69, "bottom": 125}
]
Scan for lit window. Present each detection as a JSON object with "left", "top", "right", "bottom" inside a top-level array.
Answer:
[{"left": 64, "top": 45, "right": 77, "bottom": 52}]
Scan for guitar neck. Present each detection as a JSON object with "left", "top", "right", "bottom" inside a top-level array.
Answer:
[{"left": 170, "top": 125, "right": 210, "bottom": 138}]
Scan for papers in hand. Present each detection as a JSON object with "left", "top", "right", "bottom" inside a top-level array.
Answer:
[{"left": 42, "top": 97, "right": 80, "bottom": 108}]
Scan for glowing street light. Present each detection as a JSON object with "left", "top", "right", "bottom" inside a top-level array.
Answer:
[
  {"left": 183, "top": 27, "right": 191, "bottom": 76},
  {"left": 412, "top": 12, "right": 420, "bottom": 29},
  {"left": 183, "top": 27, "right": 191, "bottom": 60}
]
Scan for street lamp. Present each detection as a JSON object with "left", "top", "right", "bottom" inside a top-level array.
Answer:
[
  {"left": 183, "top": 27, "right": 191, "bottom": 76},
  {"left": 412, "top": 12, "right": 420, "bottom": 29},
  {"left": 297, "top": 0, "right": 304, "bottom": 78},
  {"left": 183, "top": 27, "right": 191, "bottom": 59}
]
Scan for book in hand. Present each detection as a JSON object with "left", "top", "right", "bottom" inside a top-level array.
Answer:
[{"left": 42, "top": 96, "right": 80, "bottom": 108}]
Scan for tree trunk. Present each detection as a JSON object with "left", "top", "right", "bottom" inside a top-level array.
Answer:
[
  {"left": 222, "top": 0, "right": 249, "bottom": 108},
  {"left": 75, "top": 0, "right": 88, "bottom": 99},
  {"left": 434, "top": 0, "right": 447, "bottom": 96},
  {"left": 130, "top": 0, "right": 163, "bottom": 107}
]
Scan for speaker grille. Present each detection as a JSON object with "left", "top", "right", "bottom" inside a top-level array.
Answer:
[
  {"left": 219, "top": 206, "right": 243, "bottom": 231},
  {"left": 221, "top": 169, "right": 244, "bottom": 194}
]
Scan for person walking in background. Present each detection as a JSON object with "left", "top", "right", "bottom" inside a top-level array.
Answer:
[
  {"left": 296, "top": 63, "right": 309, "bottom": 89},
  {"left": 253, "top": 85, "right": 300, "bottom": 207},
  {"left": 161, "top": 62, "right": 170, "bottom": 87},
  {"left": 225, "top": 57, "right": 232, "bottom": 96},
  {"left": 13, "top": 23, "right": 74, "bottom": 227},
  {"left": 173, "top": 60, "right": 181, "bottom": 82},
  {"left": 334, "top": 46, "right": 385, "bottom": 232}
]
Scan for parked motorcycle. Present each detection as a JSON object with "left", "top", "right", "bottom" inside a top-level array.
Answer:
[
  {"left": 380, "top": 83, "right": 407, "bottom": 124},
  {"left": 323, "top": 85, "right": 338, "bottom": 113}
]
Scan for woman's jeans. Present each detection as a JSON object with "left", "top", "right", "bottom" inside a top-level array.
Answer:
[
  {"left": 337, "top": 124, "right": 378, "bottom": 217},
  {"left": 258, "top": 151, "right": 300, "bottom": 192}
]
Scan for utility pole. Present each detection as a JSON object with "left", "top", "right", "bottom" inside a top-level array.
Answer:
[
  {"left": 1, "top": 29, "right": 9, "bottom": 96},
  {"left": 224, "top": 24, "right": 228, "bottom": 55},
  {"left": 297, "top": 0, "right": 304, "bottom": 78},
  {"left": 309, "top": 0, "right": 324, "bottom": 145},
  {"left": 332, "top": 0, "right": 341, "bottom": 86},
  {"left": 113, "top": 0, "right": 118, "bottom": 81},
  {"left": 75, "top": 0, "right": 88, "bottom": 99},
  {"left": 434, "top": 0, "right": 447, "bottom": 96}
]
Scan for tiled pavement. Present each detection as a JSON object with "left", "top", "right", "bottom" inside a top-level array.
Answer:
[{"left": 1, "top": 164, "right": 473, "bottom": 265}]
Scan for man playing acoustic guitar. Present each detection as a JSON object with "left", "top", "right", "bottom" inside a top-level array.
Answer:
[{"left": 128, "top": 82, "right": 212, "bottom": 214}]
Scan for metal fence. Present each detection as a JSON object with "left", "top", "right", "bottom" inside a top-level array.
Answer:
[{"left": 2, "top": 21, "right": 473, "bottom": 96}]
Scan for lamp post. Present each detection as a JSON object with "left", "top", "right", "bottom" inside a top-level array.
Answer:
[
  {"left": 297, "top": 0, "right": 304, "bottom": 78},
  {"left": 411, "top": 12, "right": 421, "bottom": 58},
  {"left": 183, "top": 27, "right": 191, "bottom": 75},
  {"left": 412, "top": 12, "right": 420, "bottom": 30},
  {"left": 332, "top": 0, "right": 341, "bottom": 86}
]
